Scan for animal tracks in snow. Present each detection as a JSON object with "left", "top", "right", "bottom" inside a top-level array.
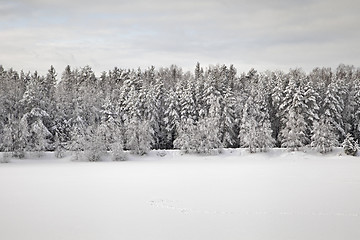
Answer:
[{"left": 149, "top": 199, "right": 360, "bottom": 218}]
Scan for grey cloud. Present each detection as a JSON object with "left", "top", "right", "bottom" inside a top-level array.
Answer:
[{"left": 1, "top": 0, "right": 359, "bottom": 75}]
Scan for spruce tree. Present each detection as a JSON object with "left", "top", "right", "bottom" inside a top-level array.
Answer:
[
  {"left": 239, "top": 88, "right": 274, "bottom": 153},
  {"left": 281, "top": 108, "right": 307, "bottom": 151},
  {"left": 343, "top": 133, "right": 359, "bottom": 156},
  {"left": 31, "top": 118, "right": 51, "bottom": 157},
  {"left": 311, "top": 116, "right": 338, "bottom": 153},
  {"left": 173, "top": 119, "right": 197, "bottom": 153},
  {"left": 82, "top": 126, "right": 106, "bottom": 162},
  {"left": 69, "top": 116, "right": 86, "bottom": 161},
  {"left": 125, "top": 117, "right": 153, "bottom": 155}
]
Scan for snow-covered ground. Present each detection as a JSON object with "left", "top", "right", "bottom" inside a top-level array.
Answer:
[{"left": 0, "top": 148, "right": 359, "bottom": 240}]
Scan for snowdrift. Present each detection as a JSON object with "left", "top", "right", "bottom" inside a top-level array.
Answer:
[{"left": 0, "top": 148, "right": 359, "bottom": 240}]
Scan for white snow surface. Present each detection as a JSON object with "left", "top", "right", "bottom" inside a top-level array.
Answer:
[{"left": 0, "top": 148, "right": 360, "bottom": 240}]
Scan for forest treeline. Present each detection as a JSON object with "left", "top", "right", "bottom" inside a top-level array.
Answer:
[{"left": 0, "top": 63, "right": 359, "bottom": 159}]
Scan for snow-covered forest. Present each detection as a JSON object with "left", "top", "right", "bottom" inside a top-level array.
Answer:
[{"left": 1, "top": 63, "right": 360, "bottom": 158}]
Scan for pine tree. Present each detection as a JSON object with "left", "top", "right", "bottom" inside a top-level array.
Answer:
[
  {"left": 82, "top": 126, "right": 106, "bottom": 162},
  {"left": 98, "top": 97, "right": 122, "bottom": 151},
  {"left": 354, "top": 77, "right": 360, "bottom": 141},
  {"left": 178, "top": 78, "right": 197, "bottom": 123},
  {"left": 311, "top": 116, "right": 338, "bottom": 153},
  {"left": 281, "top": 108, "right": 307, "bottom": 151},
  {"left": 279, "top": 70, "right": 312, "bottom": 150},
  {"left": 41, "top": 66, "right": 57, "bottom": 117},
  {"left": 54, "top": 132, "right": 65, "bottom": 158},
  {"left": 220, "top": 86, "right": 236, "bottom": 148},
  {"left": 195, "top": 115, "right": 222, "bottom": 154},
  {"left": 173, "top": 119, "right": 197, "bottom": 153},
  {"left": 343, "top": 133, "right": 359, "bottom": 156},
  {"left": 125, "top": 117, "right": 153, "bottom": 155},
  {"left": 164, "top": 87, "right": 180, "bottom": 149},
  {"left": 19, "top": 108, "right": 52, "bottom": 154},
  {"left": 269, "top": 71, "right": 286, "bottom": 146},
  {"left": 31, "top": 118, "right": 51, "bottom": 157},
  {"left": 1, "top": 116, "right": 15, "bottom": 163},
  {"left": 111, "top": 135, "right": 126, "bottom": 161},
  {"left": 321, "top": 82, "right": 344, "bottom": 140},
  {"left": 239, "top": 88, "right": 274, "bottom": 153},
  {"left": 20, "top": 71, "right": 42, "bottom": 113},
  {"left": 336, "top": 65, "right": 357, "bottom": 139},
  {"left": 1, "top": 115, "right": 16, "bottom": 153},
  {"left": 12, "top": 116, "right": 29, "bottom": 158},
  {"left": 56, "top": 65, "right": 76, "bottom": 121},
  {"left": 69, "top": 116, "right": 86, "bottom": 161}
]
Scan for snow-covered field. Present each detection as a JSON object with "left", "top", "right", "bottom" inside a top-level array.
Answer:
[{"left": 0, "top": 148, "right": 359, "bottom": 240}]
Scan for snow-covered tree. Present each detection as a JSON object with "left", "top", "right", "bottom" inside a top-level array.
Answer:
[
  {"left": 239, "top": 86, "right": 274, "bottom": 153},
  {"left": 98, "top": 97, "right": 122, "bottom": 150},
  {"left": 311, "top": 116, "right": 338, "bottom": 153},
  {"left": 281, "top": 107, "right": 307, "bottom": 151},
  {"left": 31, "top": 118, "right": 51, "bottom": 157},
  {"left": 279, "top": 70, "right": 314, "bottom": 150},
  {"left": 197, "top": 87, "right": 222, "bottom": 153},
  {"left": 111, "top": 137, "right": 126, "bottom": 161},
  {"left": 164, "top": 87, "right": 180, "bottom": 149},
  {"left": 0, "top": 116, "right": 15, "bottom": 162},
  {"left": 343, "top": 133, "right": 359, "bottom": 156},
  {"left": 125, "top": 117, "right": 153, "bottom": 155},
  {"left": 220, "top": 86, "right": 236, "bottom": 148},
  {"left": 195, "top": 114, "right": 222, "bottom": 154},
  {"left": 354, "top": 77, "right": 360, "bottom": 141},
  {"left": 269, "top": 71, "right": 286, "bottom": 146},
  {"left": 173, "top": 119, "right": 197, "bottom": 153},
  {"left": 178, "top": 78, "right": 197, "bottom": 123},
  {"left": 69, "top": 116, "right": 86, "bottom": 161},
  {"left": 54, "top": 132, "right": 65, "bottom": 158},
  {"left": 82, "top": 126, "right": 106, "bottom": 162},
  {"left": 321, "top": 82, "right": 344, "bottom": 140},
  {"left": 1, "top": 115, "right": 16, "bottom": 153}
]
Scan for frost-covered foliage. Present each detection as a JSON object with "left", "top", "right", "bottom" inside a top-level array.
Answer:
[
  {"left": 125, "top": 117, "right": 153, "bottom": 155},
  {"left": 69, "top": 116, "right": 86, "bottom": 161},
  {"left": 173, "top": 119, "right": 197, "bottom": 153},
  {"left": 195, "top": 114, "right": 222, "bottom": 154},
  {"left": 311, "top": 117, "right": 338, "bottom": 153},
  {"left": 111, "top": 141, "right": 127, "bottom": 161},
  {"left": 54, "top": 133, "right": 65, "bottom": 158},
  {"left": 81, "top": 126, "right": 106, "bottom": 162},
  {"left": 2, "top": 117, "right": 15, "bottom": 153},
  {"left": 281, "top": 108, "right": 308, "bottom": 151},
  {"left": 239, "top": 72, "right": 274, "bottom": 153},
  {"left": 0, "top": 63, "right": 359, "bottom": 156},
  {"left": 174, "top": 116, "right": 222, "bottom": 154},
  {"left": 31, "top": 118, "right": 51, "bottom": 157},
  {"left": 342, "top": 133, "right": 359, "bottom": 156}
]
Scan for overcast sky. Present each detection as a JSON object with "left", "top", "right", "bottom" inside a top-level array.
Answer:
[{"left": 1, "top": 0, "right": 359, "bottom": 75}]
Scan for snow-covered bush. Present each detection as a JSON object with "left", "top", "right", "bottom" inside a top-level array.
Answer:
[{"left": 342, "top": 133, "right": 359, "bottom": 156}]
